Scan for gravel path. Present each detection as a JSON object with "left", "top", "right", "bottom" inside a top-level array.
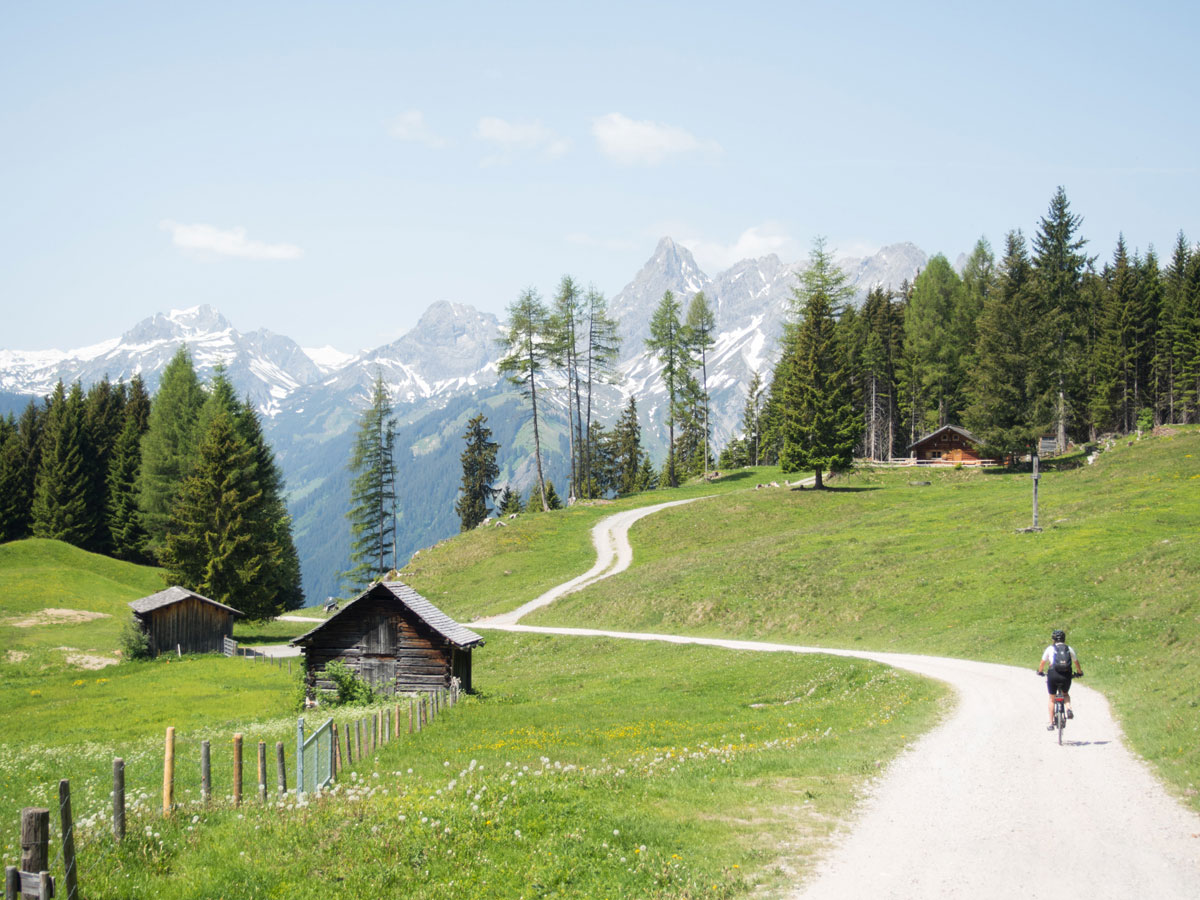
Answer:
[{"left": 469, "top": 499, "right": 1200, "bottom": 898}]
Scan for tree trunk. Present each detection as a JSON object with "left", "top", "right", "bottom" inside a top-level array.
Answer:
[{"left": 529, "top": 346, "right": 549, "bottom": 512}]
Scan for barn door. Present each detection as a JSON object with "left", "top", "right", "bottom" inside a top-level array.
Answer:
[{"left": 359, "top": 658, "right": 396, "bottom": 693}]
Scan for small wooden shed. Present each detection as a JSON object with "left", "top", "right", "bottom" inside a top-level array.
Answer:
[
  {"left": 129, "top": 586, "right": 243, "bottom": 656},
  {"left": 908, "top": 424, "right": 984, "bottom": 464},
  {"left": 290, "top": 581, "right": 484, "bottom": 696}
]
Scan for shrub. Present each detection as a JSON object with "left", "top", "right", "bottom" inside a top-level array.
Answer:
[
  {"left": 320, "top": 659, "right": 377, "bottom": 706},
  {"left": 118, "top": 615, "right": 152, "bottom": 660}
]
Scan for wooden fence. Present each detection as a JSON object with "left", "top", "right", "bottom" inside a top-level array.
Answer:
[{"left": 6, "top": 681, "right": 462, "bottom": 899}]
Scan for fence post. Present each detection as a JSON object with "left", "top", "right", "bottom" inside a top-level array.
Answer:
[
  {"left": 58, "top": 781, "right": 78, "bottom": 900},
  {"left": 276, "top": 742, "right": 287, "bottom": 793},
  {"left": 5, "top": 867, "right": 18, "bottom": 900},
  {"left": 233, "top": 734, "right": 243, "bottom": 808},
  {"left": 112, "top": 758, "right": 125, "bottom": 843},
  {"left": 20, "top": 808, "right": 48, "bottom": 899},
  {"left": 200, "top": 741, "right": 211, "bottom": 804},
  {"left": 257, "top": 742, "right": 267, "bottom": 803},
  {"left": 409, "top": 700, "right": 414, "bottom": 734},
  {"left": 162, "top": 727, "right": 175, "bottom": 816},
  {"left": 394, "top": 704, "right": 401, "bottom": 738},
  {"left": 296, "top": 719, "right": 305, "bottom": 796},
  {"left": 331, "top": 724, "right": 340, "bottom": 775},
  {"left": 354, "top": 720, "right": 362, "bottom": 761}
]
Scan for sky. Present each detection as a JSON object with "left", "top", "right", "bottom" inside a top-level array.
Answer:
[{"left": 3, "top": 1, "right": 1198, "bottom": 353}]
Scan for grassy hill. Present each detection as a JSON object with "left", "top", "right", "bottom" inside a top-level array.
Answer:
[{"left": 411, "top": 428, "right": 1200, "bottom": 808}]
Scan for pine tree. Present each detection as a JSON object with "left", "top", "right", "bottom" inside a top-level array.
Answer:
[
  {"left": 645, "top": 290, "right": 690, "bottom": 487},
  {"left": 684, "top": 291, "right": 716, "bottom": 477},
  {"left": 772, "top": 238, "right": 861, "bottom": 488},
  {"left": 32, "top": 382, "right": 95, "bottom": 544},
  {"left": 1032, "top": 186, "right": 1091, "bottom": 450},
  {"left": 0, "top": 401, "right": 43, "bottom": 542},
  {"left": 455, "top": 413, "right": 500, "bottom": 531},
  {"left": 965, "top": 230, "right": 1041, "bottom": 458},
  {"left": 139, "top": 346, "right": 204, "bottom": 556},
  {"left": 162, "top": 413, "right": 281, "bottom": 620},
  {"left": 343, "top": 373, "right": 398, "bottom": 589},
  {"left": 498, "top": 288, "right": 552, "bottom": 511}
]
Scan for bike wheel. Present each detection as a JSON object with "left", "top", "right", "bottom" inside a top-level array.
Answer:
[{"left": 1057, "top": 712, "right": 1064, "bottom": 745}]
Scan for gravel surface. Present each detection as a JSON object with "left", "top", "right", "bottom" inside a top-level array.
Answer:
[{"left": 471, "top": 498, "right": 1200, "bottom": 898}]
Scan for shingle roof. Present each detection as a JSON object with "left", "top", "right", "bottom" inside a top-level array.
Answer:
[
  {"left": 290, "top": 581, "right": 484, "bottom": 649},
  {"left": 129, "top": 586, "right": 244, "bottom": 617}
]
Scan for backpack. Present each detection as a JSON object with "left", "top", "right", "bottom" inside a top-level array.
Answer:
[{"left": 1052, "top": 642, "right": 1073, "bottom": 675}]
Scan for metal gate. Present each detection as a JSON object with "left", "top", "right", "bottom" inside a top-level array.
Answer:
[{"left": 296, "top": 716, "right": 335, "bottom": 795}]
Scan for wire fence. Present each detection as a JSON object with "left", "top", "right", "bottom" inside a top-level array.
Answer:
[{"left": 7, "top": 681, "right": 461, "bottom": 900}]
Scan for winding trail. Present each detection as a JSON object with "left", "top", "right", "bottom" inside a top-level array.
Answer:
[{"left": 469, "top": 498, "right": 1200, "bottom": 899}]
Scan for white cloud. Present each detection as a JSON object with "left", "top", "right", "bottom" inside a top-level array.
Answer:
[
  {"left": 389, "top": 110, "right": 449, "bottom": 148},
  {"left": 160, "top": 221, "right": 303, "bottom": 261},
  {"left": 475, "top": 116, "right": 570, "bottom": 161},
  {"left": 681, "top": 225, "right": 799, "bottom": 272},
  {"left": 592, "top": 113, "right": 719, "bottom": 166}
]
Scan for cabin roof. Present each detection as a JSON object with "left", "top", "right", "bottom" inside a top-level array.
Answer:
[
  {"left": 907, "top": 424, "right": 980, "bottom": 452},
  {"left": 290, "top": 581, "right": 484, "bottom": 649},
  {"left": 129, "top": 585, "right": 244, "bottom": 617}
]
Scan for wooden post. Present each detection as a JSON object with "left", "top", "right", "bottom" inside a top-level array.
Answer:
[
  {"left": 5, "top": 866, "right": 18, "bottom": 900},
  {"left": 59, "top": 780, "right": 78, "bottom": 900},
  {"left": 394, "top": 704, "right": 401, "bottom": 738},
  {"left": 257, "top": 742, "right": 267, "bottom": 803},
  {"left": 112, "top": 758, "right": 125, "bottom": 843},
  {"left": 331, "top": 724, "right": 341, "bottom": 775},
  {"left": 408, "top": 699, "right": 414, "bottom": 734},
  {"left": 355, "top": 720, "right": 362, "bottom": 761},
  {"left": 162, "top": 727, "right": 175, "bottom": 816},
  {"left": 19, "top": 808, "right": 48, "bottom": 899},
  {"left": 276, "top": 742, "right": 287, "bottom": 793},
  {"left": 200, "top": 740, "right": 211, "bottom": 804},
  {"left": 232, "top": 734, "right": 243, "bottom": 808}
]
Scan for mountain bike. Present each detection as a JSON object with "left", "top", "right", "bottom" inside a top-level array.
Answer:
[{"left": 1038, "top": 671, "right": 1083, "bottom": 745}]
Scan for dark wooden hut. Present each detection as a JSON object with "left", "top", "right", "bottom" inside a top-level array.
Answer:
[
  {"left": 907, "top": 424, "right": 986, "bottom": 464},
  {"left": 129, "top": 586, "right": 243, "bottom": 656},
  {"left": 290, "top": 581, "right": 484, "bottom": 696}
]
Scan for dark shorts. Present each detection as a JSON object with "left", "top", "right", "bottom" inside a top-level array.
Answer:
[{"left": 1047, "top": 669, "right": 1073, "bottom": 696}]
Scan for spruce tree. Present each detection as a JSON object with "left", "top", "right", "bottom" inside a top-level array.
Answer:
[
  {"left": 162, "top": 413, "right": 281, "bottom": 619},
  {"left": 106, "top": 413, "right": 149, "bottom": 562},
  {"left": 645, "top": 290, "right": 690, "bottom": 487},
  {"left": 0, "top": 401, "right": 42, "bottom": 542},
  {"left": 772, "top": 238, "right": 861, "bottom": 488},
  {"left": 497, "top": 485, "right": 523, "bottom": 516},
  {"left": 455, "top": 413, "right": 500, "bottom": 531},
  {"left": 139, "top": 346, "right": 204, "bottom": 555},
  {"left": 741, "top": 370, "right": 766, "bottom": 466},
  {"left": 1159, "top": 234, "right": 1191, "bottom": 423},
  {"left": 612, "top": 395, "right": 645, "bottom": 496},
  {"left": 902, "top": 255, "right": 970, "bottom": 431},
  {"left": 343, "top": 373, "right": 398, "bottom": 589},
  {"left": 1090, "top": 235, "right": 1140, "bottom": 433},
  {"left": 82, "top": 377, "right": 127, "bottom": 553},
  {"left": 684, "top": 291, "right": 716, "bottom": 477},
  {"left": 965, "top": 230, "right": 1041, "bottom": 459},
  {"left": 541, "top": 479, "right": 562, "bottom": 510},
  {"left": 1031, "top": 186, "right": 1091, "bottom": 450},
  {"left": 499, "top": 288, "right": 552, "bottom": 511},
  {"left": 32, "top": 381, "right": 95, "bottom": 544}
]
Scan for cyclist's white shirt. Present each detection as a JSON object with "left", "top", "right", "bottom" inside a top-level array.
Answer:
[{"left": 1041, "top": 644, "right": 1077, "bottom": 665}]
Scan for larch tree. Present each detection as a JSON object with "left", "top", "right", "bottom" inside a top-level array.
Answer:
[
  {"left": 772, "top": 238, "right": 861, "bottom": 488},
  {"left": 645, "top": 290, "right": 690, "bottom": 487},
  {"left": 549, "top": 276, "right": 584, "bottom": 501},
  {"left": 455, "top": 413, "right": 500, "bottom": 531},
  {"left": 343, "top": 372, "right": 398, "bottom": 589},
  {"left": 498, "top": 288, "right": 552, "bottom": 512},
  {"left": 581, "top": 286, "right": 621, "bottom": 498}
]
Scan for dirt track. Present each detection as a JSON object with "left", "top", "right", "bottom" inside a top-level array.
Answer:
[{"left": 470, "top": 499, "right": 1200, "bottom": 898}]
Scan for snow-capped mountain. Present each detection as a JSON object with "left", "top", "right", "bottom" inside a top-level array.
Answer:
[{"left": 0, "top": 237, "right": 929, "bottom": 603}]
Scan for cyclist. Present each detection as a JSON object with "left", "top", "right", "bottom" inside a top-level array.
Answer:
[{"left": 1037, "top": 628, "right": 1084, "bottom": 730}]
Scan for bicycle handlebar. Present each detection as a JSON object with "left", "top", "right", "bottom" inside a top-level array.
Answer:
[{"left": 1035, "top": 670, "right": 1084, "bottom": 678}]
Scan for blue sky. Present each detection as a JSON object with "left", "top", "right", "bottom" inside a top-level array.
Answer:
[{"left": 3, "top": 1, "right": 1197, "bottom": 352}]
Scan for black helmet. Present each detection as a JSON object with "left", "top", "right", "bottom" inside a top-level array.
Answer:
[{"left": 1052, "top": 629, "right": 1066, "bottom": 642}]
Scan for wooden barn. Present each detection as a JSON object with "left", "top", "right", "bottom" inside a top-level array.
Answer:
[
  {"left": 129, "top": 586, "right": 243, "bottom": 656},
  {"left": 291, "top": 581, "right": 484, "bottom": 697},
  {"left": 907, "top": 424, "right": 986, "bottom": 465}
]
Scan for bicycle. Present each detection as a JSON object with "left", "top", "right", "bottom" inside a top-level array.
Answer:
[{"left": 1038, "top": 671, "right": 1083, "bottom": 745}]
